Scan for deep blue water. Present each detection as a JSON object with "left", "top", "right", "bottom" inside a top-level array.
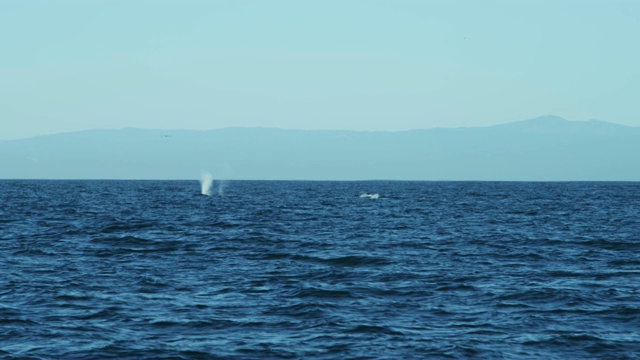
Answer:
[{"left": 1, "top": 180, "right": 639, "bottom": 359}]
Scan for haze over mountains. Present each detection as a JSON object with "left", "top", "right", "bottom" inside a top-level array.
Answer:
[{"left": 1, "top": 116, "right": 638, "bottom": 181}]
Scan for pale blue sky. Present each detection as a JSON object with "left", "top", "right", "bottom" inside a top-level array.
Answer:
[{"left": 1, "top": 0, "right": 639, "bottom": 139}]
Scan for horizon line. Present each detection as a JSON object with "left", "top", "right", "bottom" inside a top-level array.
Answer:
[{"left": 1, "top": 178, "right": 638, "bottom": 183}]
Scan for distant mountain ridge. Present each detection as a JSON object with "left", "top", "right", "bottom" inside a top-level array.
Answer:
[{"left": 1, "top": 116, "right": 639, "bottom": 180}]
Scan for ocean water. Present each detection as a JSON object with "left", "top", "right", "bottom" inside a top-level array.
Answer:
[{"left": 1, "top": 180, "right": 639, "bottom": 359}]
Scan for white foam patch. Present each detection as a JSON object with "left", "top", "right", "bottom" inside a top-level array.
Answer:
[{"left": 360, "top": 193, "right": 380, "bottom": 199}]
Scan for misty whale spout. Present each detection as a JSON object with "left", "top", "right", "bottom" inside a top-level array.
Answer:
[{"left": 200, "top": 172, "right": 214, "bottom": 196}]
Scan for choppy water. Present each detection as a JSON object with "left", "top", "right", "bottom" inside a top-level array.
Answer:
[{"left": 1, "top": 180, "right": 639, "bottom": 359}]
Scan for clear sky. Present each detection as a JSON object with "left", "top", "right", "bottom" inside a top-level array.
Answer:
[{"left": 1, "top": 0, "right": 639, "bottom": 140}]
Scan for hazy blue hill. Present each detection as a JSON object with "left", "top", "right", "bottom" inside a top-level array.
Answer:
[{"left": 1, "top": 116, "right": 638, "bottom": 180}]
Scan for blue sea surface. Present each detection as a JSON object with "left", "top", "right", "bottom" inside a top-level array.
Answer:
[{"left": 1, "top": 180, "right": 639, "bottom": 359}]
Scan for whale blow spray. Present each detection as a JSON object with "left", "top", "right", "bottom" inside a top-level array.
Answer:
[
  {"left": 218, "top": 179, "right": 228, "bottom": 196},
  {"left": 200, "top": 172, "right": 214, "bottom": 196}
]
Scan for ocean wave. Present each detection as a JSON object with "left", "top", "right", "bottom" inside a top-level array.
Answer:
[{"left": 2, "top": 180, "right": 640, "bottom": 359}]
